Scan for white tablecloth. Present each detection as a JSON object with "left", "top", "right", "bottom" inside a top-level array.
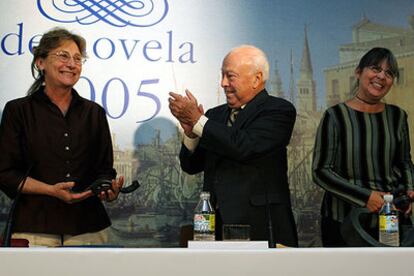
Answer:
[{"left": 0, "top": 247, "right": 412, "bottom": 276}]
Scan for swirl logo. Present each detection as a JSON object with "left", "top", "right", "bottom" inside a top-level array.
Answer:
[{"left": 37, "top": 0, "right": 169, "bottom": 27}]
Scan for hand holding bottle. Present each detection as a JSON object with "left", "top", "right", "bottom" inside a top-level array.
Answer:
[{"left": 367, "top": 191, "right": 386, "bottom": 212}]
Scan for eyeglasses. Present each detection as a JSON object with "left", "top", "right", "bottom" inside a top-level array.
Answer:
[
  {"left": 367, "top": 65, "right": 395, "bottom": 80},
  {"left": 49, "top": 50, "right": 86, "bottom": 65}
]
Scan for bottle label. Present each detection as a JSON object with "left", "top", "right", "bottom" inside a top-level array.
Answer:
[
  {"left": 379, "top": 214, "right": 398, "bottom": 233},
  {"left": 194, "top": 214, "right": 215, "bottom": 232}
]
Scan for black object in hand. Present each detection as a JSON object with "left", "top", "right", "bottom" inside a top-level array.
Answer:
[
  {"left": 84, "top": 178, "right": 140, "bottom": 196},
  {"left": 86, "top": 178, "right": 113, "bottom": 196},
  {"left": 120, "top": 180, "right": 140, "bottom": 193},
  {"left": 393, "top": 185, "right": 412, "bottom": 212}
]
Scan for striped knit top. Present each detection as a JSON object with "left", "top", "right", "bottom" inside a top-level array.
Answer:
[{"left": 312, "top": 103, "right": 414, "bottom": 222}]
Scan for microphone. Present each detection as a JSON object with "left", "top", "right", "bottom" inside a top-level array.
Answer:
[
  {"left": 82, "top": 178, "right": 140, "bottom": 196},
  {"left": 264, "top": 183, "right": 276, "bottom": 248},
  {"left": 1, "top": 166, "right": 31, "bottom": 247},
  {"left": 120, "top": 180, "right": 140, "bottom": 194},
  {"left": 257, "top": 165, "right": 276, "bottom": 248},
  {"left": 392, "top": 185, "right": 413, "bottom": 212}
]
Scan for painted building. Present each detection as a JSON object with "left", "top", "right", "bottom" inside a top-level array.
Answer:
[{"left": 324, "top": 15, "right": 414, "bottom": 150}]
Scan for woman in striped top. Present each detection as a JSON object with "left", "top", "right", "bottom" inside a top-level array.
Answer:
[{"left": 312, "top": 47, "right": 414, "bottom": 247}]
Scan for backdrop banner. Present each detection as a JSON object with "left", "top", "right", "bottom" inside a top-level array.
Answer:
[{"left": 1, "top": 0, "right": 413, "bottom": 247}]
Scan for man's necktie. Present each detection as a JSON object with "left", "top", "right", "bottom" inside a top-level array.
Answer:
[{"left": 227, "top": 109, "right": 240, "bottom": 127}]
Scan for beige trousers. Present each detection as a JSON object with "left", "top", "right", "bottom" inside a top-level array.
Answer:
[{"left": 12, "top": 228, "right": 109, "bottom": 247}]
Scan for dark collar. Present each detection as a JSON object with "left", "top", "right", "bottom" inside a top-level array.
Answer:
[
  {"left": 227, "top": 89, "right": 268, "bottom": 126},
  {"left": 32, "top": 86, "right": 83, "bottom": 107},
  {"left": 226, "top": 89, "right": 268, "bottom": 111},
  {"left": 239, "top": 89, "right": 268, "bottom": 112}
]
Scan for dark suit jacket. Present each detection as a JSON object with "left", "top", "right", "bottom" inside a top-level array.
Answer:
[{"left": 180, "top": 90, "right": 298, "bottom": 246}]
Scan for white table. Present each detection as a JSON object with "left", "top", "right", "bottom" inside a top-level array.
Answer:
[{"left": 0, "top": 247, "right": 412, "bottom": 276}]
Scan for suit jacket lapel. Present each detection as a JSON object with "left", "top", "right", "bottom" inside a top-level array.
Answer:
[
  {"left": 207, "top": 104, "right": 230, "bottom": 125},
  {"left": 234, "top": 89, "right": 268, "bottom": 128}
]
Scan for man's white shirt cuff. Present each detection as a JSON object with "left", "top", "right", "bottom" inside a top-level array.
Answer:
[
  {"left": 182, "top": 115, "right": 208, "bottom": 152},
  {"left": 183, "top": 135, "right": 200, "bottom": 152},
  {"left": 193, "top": 115, "right": 208, "bottom": 137}
]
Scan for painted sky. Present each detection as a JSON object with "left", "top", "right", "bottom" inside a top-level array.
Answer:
[{"left": 231, "top": 0, "right": 414, "bottom": 107}]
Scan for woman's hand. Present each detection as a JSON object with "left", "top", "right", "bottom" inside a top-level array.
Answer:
[
  {"left": 52, "top": 181, "right": 93, "bottom": 204},
  {"left": 98, "top": 176, "right": 124, "bottom": 202},
  {"left": 403, "top": 202, "right": 412, "bottom": 217},
  {"left": 366, "top": 191, "right": 386, "bottom": 212},
  {"left": 402, "top": 191, "right": 414, "bottom": 216}
]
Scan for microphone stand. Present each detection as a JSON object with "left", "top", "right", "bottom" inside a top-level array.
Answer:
[
  {"left": 2, "top": 169, "right": 30, "bottom": 247},
  {"left": 257, "top": 165, "right": 276, "bottom": 248},
  {"left": 264, "top": 180, "right": 276, "bottom": 248}
]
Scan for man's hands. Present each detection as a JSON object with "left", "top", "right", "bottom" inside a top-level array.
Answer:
[{"left": 168, "top": 89, "right": 204, "bottom": 138}]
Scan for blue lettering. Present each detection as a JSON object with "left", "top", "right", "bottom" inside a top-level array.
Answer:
[
  {"left": 1, "top": 25, "right": 197, "bottom": 64},
  {"left": 136, "top": 79, "right": 161, "bottom": 122},
  {"left": 28, "top": 34, "right": 42, "bottom": 53},
  {"left": 166, "top": 30, "right": 173, "bottom": 62},
  {"left": 179, "top": 42, "right": 196, "bottom": 63},
  {"left": 102, "top": 77, "right": 129, "bottom": 119},
  {"left": 78, "top": 76, "right": 96, "bottom": 102},
  {"left": 1, "top": 23, "right": 24, "bottom": 55},
  {"left": 119, "top": 39, "right": 140, "bottom": 60},
  {"left": 143, "top": 40, "right": 162, "bottom": 62},
  {"left": 93, "top": 38, "right": 115, "bottom": 60}
]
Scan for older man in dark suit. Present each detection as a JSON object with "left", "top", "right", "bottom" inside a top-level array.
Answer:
[{"left": 169, "top": 45, "right": 298, "bottom": 247}]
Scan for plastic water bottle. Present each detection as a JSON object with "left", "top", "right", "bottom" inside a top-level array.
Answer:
[
  {"left": 193, "top": 191, "right": 215, "bottom": 241},
  {"left": 379, "top": 194, "right": 399, "bottom": 246}
]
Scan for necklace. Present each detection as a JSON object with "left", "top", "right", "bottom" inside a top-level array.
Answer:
[{"left": 354, "top": 95, "right": 381, "bottom": 105}]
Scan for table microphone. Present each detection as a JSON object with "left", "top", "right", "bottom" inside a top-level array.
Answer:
[
  {"left": 257, "top": 165, "right": 276, "bottom": 248},
  {"left": 264, "top": 184, "right": 276, "bottom": 248},
  {"left": 82, "top": 178, "right": 140, "bottom": 196},
  {"left": 1, "top": 166, "right": 31, "bottom": 247}
]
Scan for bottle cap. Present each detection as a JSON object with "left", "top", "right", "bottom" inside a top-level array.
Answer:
[
  {"left": 383, "top": 194, "right": 393, "bottom": 202},
  {"left": 200, "top": 191, "right": 210, "bottom": 199}
]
